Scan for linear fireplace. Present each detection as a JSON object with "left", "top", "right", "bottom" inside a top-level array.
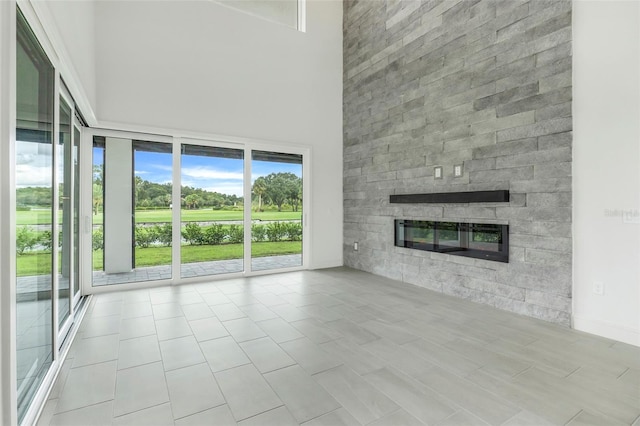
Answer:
[{"left": 395, "top": 220, "right": 509, "bottom": 263}]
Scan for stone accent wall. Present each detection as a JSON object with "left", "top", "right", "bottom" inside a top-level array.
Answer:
[{"left": 343, "top": 0, "right": 572, "bottom": 325}]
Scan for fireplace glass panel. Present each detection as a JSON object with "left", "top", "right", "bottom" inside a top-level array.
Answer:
[{"left": 395, "top": 220, "right": 508, "bottom": 263}]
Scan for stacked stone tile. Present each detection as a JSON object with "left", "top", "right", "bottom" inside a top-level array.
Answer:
[{"left": 343, "top": 0, "right": 572, "bottom": 325}]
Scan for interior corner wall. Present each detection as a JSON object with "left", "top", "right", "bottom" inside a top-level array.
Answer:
[
  {"left": 343, "top": 0, "right": 573, "bottom": 325},
  {"left": 42, "top": 0, "right": 97, "bottom": 113},
  {"left": 573, "top": 0, "right": 640, "bottom": 346},
  {"left": 94, "top": 0, "right": 344, "bottom": 269}
]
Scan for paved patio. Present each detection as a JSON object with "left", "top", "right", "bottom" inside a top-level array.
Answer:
[
  {"left": 91, "top": 254, "right": 302, "bottom": 286},
  {"left": 17, "top": 254, "right": 302, "bottom": 291}
]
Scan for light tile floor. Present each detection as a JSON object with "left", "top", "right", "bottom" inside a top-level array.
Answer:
[{"left": 38, "top": 267, "right": 640, "bottom": 426}]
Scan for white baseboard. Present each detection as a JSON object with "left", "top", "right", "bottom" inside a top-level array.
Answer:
[
  {"left": 309, "top": 258, "right": 343, "bottom": 270},
  {"left": 572, "top": 314, "right": 640, "bottom": 347}
]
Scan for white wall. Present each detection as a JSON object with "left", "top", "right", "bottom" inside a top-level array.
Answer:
[
  {"left": 41, "top": 0, "right": 97, "bottom": 122},
  {"left": 573, "top": 0, "right": 640, "bottom": 346},
  {"left": 94, "top": 0, "right": 344, "bottom": 269}
]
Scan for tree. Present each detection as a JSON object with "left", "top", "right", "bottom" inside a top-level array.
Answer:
[
  {"left": 252, "top": 177, "right": 267, "bottom": 212},
  {"left": 261, "top": 172, "right": 302, "bottom": 212},
  {"left": 286, "top": 178, "right": 302, "bottom": 212},
  {"left": 92, "top": 183, "right": 102, "bottom": 215},
  {"left": 184, "top": 194, "right": 202, "bottom": 210}
]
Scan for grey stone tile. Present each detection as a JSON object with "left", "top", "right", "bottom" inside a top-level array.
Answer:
[
  {"left": 55, "top": 361, "right": 117, "bottom": 413},
  {"left": 280, "top": 337, "right": 342, "bottom": 375},
  {"left": 117, "top": 335, "right": 161, "bottom": 370},
  {"left": 166, "top": 363, "right": 225, "bottom": 419},
  {"left": 215, "top": 364, "right": 283, "bottom": 421},
  {"left": 174, "top": 404, "right": 236, "bottom": 426},
  {"left": 155, "top": 316, "right": 193, "bottom": 341},
  {"left": 113, "top": 361, "right": 169, "bottom": 417},
  {"left": 264, "top": 365, "right": 340, "bottom": 423},
  {"left": 112, "top": 403, "right": 174, "bottom": 426},
  {"left": 159, "top": 335, "right": 205, "bottom": 371},
  {"left": 200, "top": 336, "right": 250, "bottom": 372},
  {"left": 256, "top": 318, "right": 304, "bottom": 343},
  {"left": 238, "top": 406, "right": 297, "bottom": 426},
  {"left": 314, "top": 365, "right": 399, "bottom": 424},
  {"left": 50, "top": 401, "right": 113, "bottom": 426},
  {"left": 119, "top": 315, "right": 156, "bottom": 340},
  {"left": 239, "top": 337, "right": 295, "bottom": 374},
  {"left": 223, "top": 317, "right": 267, "bottom": 342},
  {"left": 363, "top": 367, "right": 456, "bottom": 425},
  {"left": 189, "top": 317, "right": 229, "bottom": 342}
]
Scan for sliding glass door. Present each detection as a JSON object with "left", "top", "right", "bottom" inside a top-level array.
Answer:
[
  {"left": 91, "top": 137, "right": 174, "bottom": 286},
  {"left": 15, "top": 10, "right": 54, "bottom": 421},
  {"left": 14, "top": 9, "right": 84, "bottom": 423},
  {"left": 88, "top": 134, "right": 307, "bottom": 288},
  {"left": 180, "top": 143, "right": 244, "bottom": 279},
  {"left": 251, "top": 151, "right": 303, "bottom": 271}
]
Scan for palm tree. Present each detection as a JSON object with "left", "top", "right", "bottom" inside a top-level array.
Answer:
[{"left": 252, "top": 177, "right": 267, "bottom": 212}]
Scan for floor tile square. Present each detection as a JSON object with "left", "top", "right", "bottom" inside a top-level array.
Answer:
[
  {"left": 174, "top": 405, "right": 236, "bottom": 426},
  {"left": 117, "top": 335, "right": 161, "bottom": 370},
  {"left": 166, "top": 363, "right": 225, "bottom": 419},
  {"left": 156, "top": 316, "right": 193, "bottom": 341},
  {"left": 189, "top": 317, "right": 229, "bottom": 342},
  {"left": 55, "top": 361, "right": 117, "bottom": 413},
  {"left": 112, "top": 403, "right": 174, "bottom": 426},
  {"left": 256, "top": 318, "right": 304, "bottom": 343},
  {"left": 159, "top": 335, "right": 205, "bottom": 371},
  {"left": 200, "top": 336, "right": 250, "bottom": 372},
  {"left": 264, "top": 365, "right": 339, "bottom": 423},
  {"left": 113, "top": 362, "right": 169, "bottom": 417},
  {"left": 215, "top": 364, "right": 283, "bottom": 421},
  {"left": 50, "top": 401, "right": 113, "bottom": 426},
  {"left": 119, "top": 315, "right": 156, "bottom": 340},
  {"left": 71, "top": 334, "right": 119, "bottom": 368},
  {"left": 223, "top": 317, "right": 267, "bottom": 342},
  {"left": 239, "top": 337, "right": 295, "bottom": 373}
]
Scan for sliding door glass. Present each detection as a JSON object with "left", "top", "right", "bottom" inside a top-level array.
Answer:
[
  {"left": 15, "top": 9, "right": 55, "bottom": 423},
  {"left": 92, "top": 137, "right": 173, "bottom": 286},
  {"left": 57, "top": 97, "right": 72, "bottom": 328},
  {"left": 73, "top": 125, "right": 81, "bottom": 299},
  {"left": 180, "top": 144, "right": 244, "bottom": 278},
  {"left": 251, "top": 151, "right": 303, "bottom": 271}
]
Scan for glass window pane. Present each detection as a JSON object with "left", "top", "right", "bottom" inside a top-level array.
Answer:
[
  {"left": 180, "top": 144, "right": 244, "bottom": 278},
  {"left": 251, "top": 150, "right": 302, "bottom": 271},
  {"left": 57, "top": 97, "right": 72, "bottom": 328},
  {"left": 15, "top": 8, "right": 55, "bottom": 423},
  {"left": 92, "top": 137, "right": 173, "bottom": 286}
]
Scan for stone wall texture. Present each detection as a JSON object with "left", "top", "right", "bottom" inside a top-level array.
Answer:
[{"left": 343, "top": 0, "right": 573, "bottom": 325}]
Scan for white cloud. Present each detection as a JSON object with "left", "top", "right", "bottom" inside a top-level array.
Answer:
[
  {"left": 181, "top": 167, "right": 243, "bottom": 181},
  {"left": 16, "top": 164, "right": 52, "bottom": 188}
]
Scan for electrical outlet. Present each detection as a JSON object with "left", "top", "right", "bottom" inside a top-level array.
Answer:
[
  {"left": 354, "top": 242, "right": 358, "bottom": 251},
  {"left": 593, "top": 281, "right": 605, "bottom": 296}
]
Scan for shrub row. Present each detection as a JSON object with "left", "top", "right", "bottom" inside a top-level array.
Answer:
[{"left": 91, "top": 221, "right": 302, "bottom": 250}]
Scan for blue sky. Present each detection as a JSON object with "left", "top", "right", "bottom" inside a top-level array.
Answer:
[{"left": 94, "top": 148, "right": 302, "bottom": 197}]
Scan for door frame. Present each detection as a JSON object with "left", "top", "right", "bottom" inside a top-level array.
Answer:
[{"left": 81, "top": 129, "right": 311, "bottom": 295}]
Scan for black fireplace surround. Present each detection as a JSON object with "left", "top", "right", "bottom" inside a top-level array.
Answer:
[{"left": 395, "top": 220, "right": 509, "bottom": 263}]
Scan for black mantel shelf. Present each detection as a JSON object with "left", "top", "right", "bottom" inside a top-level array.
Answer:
[{"left": 390, "top": 190, "right": 510, "bottom": 204}]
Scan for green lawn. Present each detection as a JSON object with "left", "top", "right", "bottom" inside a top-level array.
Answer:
[
  {"left": 17, "top": 241, "right": 301, "bottom": 276},
  {"left": 17, "top": 208, "right": 302, "bottom": 225},
  {"left": 94, "top": 241, "right": 302, "bottom": 270}
]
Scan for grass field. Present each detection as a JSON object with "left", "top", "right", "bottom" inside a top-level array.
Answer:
[
  {"left": 16, "top": 241, "right": 302, "bottom": 276},
  {"left": 16, "top": 208, "right": 302, "bottom": 225}
]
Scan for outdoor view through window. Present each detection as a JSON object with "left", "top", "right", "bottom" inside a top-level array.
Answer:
[{"left": 92, "top": 140, "right": 303, "bottom": 285}]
